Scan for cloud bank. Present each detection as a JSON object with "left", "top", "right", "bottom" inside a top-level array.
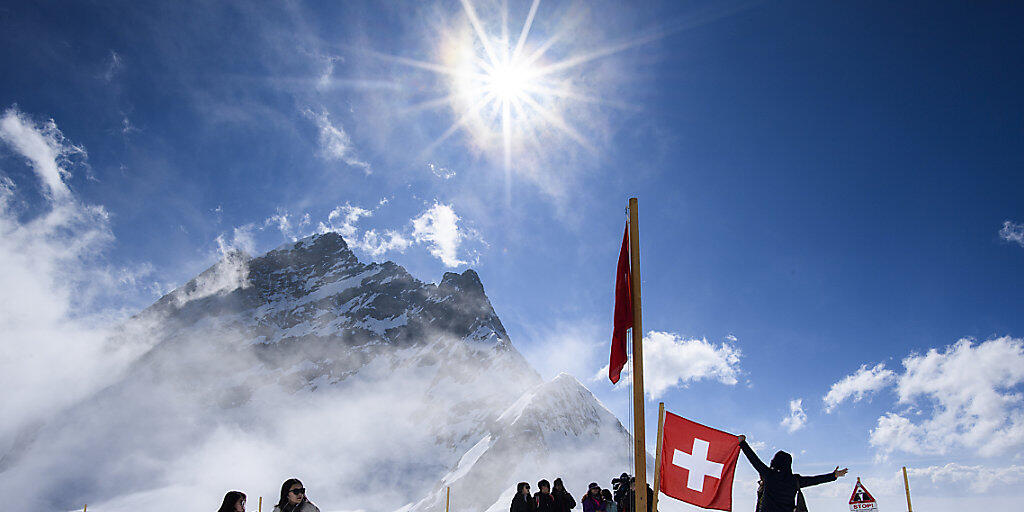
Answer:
[
  {"left": 824, "top": 336, "right": 1024, "bottom": 459},
  {"left": 0, "top": 106, "right": 151, "bottom": 451}
]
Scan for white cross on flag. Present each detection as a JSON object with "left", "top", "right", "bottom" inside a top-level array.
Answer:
[{"left": 659, "top": 412, "right": 741, "bottom": 511}]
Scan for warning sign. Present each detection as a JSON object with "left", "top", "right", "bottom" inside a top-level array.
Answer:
[{"left": 849, "top": 478, "right": 878, "bottom": 512}]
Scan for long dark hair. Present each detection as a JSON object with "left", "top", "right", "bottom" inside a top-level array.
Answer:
[
  {"left": 218, "top": 491, "right": 245, "bottom": 512},
  {"left": 277, "top": 478, "right": 304, "bottom": 510},
  {"left": 553, "top": 478, "right": 566, "bottom": 493}
]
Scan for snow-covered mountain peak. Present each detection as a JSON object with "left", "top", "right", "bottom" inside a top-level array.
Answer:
[{"left": 4, "top": 232, "right": 636, "bottom": 512}]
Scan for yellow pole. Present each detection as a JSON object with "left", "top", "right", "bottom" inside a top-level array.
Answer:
[
  {"left": 83, "top": 506, "right": 86, "bottom": 512},
  {"left": 259, "top": 496, "right": 262, "bottom": 512},
  {"left": 902, "top": 467, "right": 913, "bottom": 512},
  {"left": 652, "top": 402, "right": 665, "bottom": 512},
  {"left": 446, "top": 486, "right": 451, "bottom": 512},
  {"left": 629, "top": 197, "right": 648, "bottom": 512}
]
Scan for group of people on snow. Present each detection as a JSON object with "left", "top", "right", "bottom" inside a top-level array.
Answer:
[
  {"left": 510, "top": 475, "right": 653, "bottom": 512},
  {"left": 214, "top": 435, "right": 847, "bottom": 512},
  {"left": 217, "top": 478, "right": 318, "bottom": 512},
  {"left": 510, "top": 435, "right": 848, "bottom": 512}
]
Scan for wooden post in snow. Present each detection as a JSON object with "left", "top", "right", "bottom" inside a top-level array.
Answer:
[
  {"left": 652, "top": 401, "right": 665, "bottom": 512},
  {"left": 629, "top": 197, "right": 648, "bottom": 512}
]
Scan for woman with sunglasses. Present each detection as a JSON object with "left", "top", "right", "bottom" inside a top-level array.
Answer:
[{"left": 273, "top": 478, "right": 320, "bottom": 512}]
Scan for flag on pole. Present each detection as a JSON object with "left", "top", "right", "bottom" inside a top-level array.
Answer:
[
  {"left": 658, "top": 412, "right": 741, "bottom": 511},
  {"left": 609, "top": 223, "right": 632, "bottom": 383}
]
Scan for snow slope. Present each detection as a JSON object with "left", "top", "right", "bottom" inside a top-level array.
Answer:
[{"left": 0, "top": 233, "right": 641, "bottom": 512}]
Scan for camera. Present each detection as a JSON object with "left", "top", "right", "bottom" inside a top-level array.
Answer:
[{"left": 611, "top": 472, "right": 634, "bottom": 491}]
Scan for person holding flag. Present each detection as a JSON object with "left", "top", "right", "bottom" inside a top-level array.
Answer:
[{"left": 737, "top": 435, "right": 848, "bottom": 512}]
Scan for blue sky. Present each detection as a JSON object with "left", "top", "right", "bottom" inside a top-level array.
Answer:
[{"left": 2, "top": 1, "right": 1023, "bottom": 510}]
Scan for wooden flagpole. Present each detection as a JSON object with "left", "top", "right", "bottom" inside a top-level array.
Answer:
[
  {"left": 258, "top": 496, "right": 262, "bottom": 512},
  {"left": 629, "top": 197, "right": 648, "bottom": 512},
  {"left": 902, "top": 466, "right": 913, "bottom": 512},
  {"left": 652, "top": 402, "right": 665, "bottom": 512}
]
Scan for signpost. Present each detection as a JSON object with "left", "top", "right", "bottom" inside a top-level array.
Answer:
[{"left": 849, "top": 478, "right": 879, "bottom": 512}]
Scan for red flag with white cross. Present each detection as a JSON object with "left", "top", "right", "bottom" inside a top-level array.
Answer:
[{"left": 659, "top": 412, "right": 741, "bottom": 511}]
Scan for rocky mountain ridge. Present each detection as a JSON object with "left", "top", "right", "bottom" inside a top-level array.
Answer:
[{"left": 2, "top": 232, "right": 639, "bottom": 512}]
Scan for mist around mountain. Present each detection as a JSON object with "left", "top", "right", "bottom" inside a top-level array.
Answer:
[{"left": 1, "top": 233, "right": 640, "bottom": 512}]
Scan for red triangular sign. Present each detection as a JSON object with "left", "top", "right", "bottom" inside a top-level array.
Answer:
[{"left": 848, "top": 478, "right": 877, "bottom": 511}]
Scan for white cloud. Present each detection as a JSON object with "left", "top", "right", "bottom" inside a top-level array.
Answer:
[
  {"left": 0, "top": 107, "right": 87, "bottom": 199},
  {"left": 781, "top": 398, "right": 807, "bottom": 433},
  {"left": 412, "top": 202, "right": 466, "bottom": 267},
  {"left": 823, "top": 362, "right": 896, "bottom": 412},
  {"left": 868, "top": 336, "right": 1024, "bottom": 458},
  {"left": 1000, "top": 220, "right": 1024, "bottom": 247},
  {"left": 428, "top": 162, "right": 456, "bottom": 179},
  {"left": 908, "top": 463, "right": 1024, "bottom": 493},
  {"left": 596, "top": 332, "right": 741, "bottom": 399},
  {"left": 0, "top": 107, "right": 152, "bottom": 448},
  {"left": 303, "top": 108, "right": 370, "bottom": 173},
  {"left": 324, "top": 203, "right": 372, "bottom": 238},
  {"left": 319, "top": 203, "right": 412, "bottom": 258}
]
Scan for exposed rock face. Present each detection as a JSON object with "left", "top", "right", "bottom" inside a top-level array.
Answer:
[{"left": 2, "top": 233, "right": 638, "bottom": 512}]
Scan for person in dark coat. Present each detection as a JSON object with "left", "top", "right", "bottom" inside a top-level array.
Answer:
[
  {"left": 535, "top": 480, "right": 557, "bottom": 512},
  {"left": 512, "top": 482, "right": 537, "bottom": 512},
  {"left": 738, "top": 435, "right": 847, "bottom": 512},
  {"left": 600, "top": 489, "right": 617, "bottom": 512},
  {"left": 618, "top": 481, "right": 653, "bottom": 512},
  {"left": 552, "top": 478, "right": 576, "bottom": 512},
  {"left": 581, "top": 483, "right": 605, "bottom": 512}
]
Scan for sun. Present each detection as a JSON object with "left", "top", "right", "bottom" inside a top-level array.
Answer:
[
  {"left": 366, "top": 0, "right": 652, "bottom": 195},
  {"left": 486, "top": 60, "right": 531, "bottom": 102}
]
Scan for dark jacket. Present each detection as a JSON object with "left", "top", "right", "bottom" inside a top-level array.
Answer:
[
  {"left": 739, "top": 440, "right": 836, "bottom": 512},
  {"left": 536, "top": 492, "right": 556, "bottom": 512},
  {"left": 581, "top": 495, "right": 606, "bottom": 512},
  {"left": 552, "top": 489, "right": 576, "bottom": 512},
  {"left": 512, "top": 492, "right": 538, "bottom": 512},
  {"left": 617, "top": 486, "right": 653, "bottom": 512}
]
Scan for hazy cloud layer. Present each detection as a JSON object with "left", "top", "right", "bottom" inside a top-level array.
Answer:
[
  {"left": 907, "top": 463, "right": 1024, "bottom": 493},
  {"left": 303, "top": 108, "right": 371, "bottom": 173},
  {"left": 0, "top": 106, "right": 152, "bottom": 450}
]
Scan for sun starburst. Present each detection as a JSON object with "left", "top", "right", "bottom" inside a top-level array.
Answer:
[{"left": 364, "top": 0, "right": 664, "bottom": 200}]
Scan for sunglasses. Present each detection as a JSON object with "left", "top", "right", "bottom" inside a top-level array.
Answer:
[{"left": 290, "top": 488, "right": 306, "bottom": 495}]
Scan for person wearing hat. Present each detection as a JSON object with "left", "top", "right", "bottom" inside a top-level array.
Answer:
[
  {"left": 551, "top": 478, "right": 576, "bottom": 512},
  {"left": 581, "top": 483, "right": 605, "bottom": 512}
]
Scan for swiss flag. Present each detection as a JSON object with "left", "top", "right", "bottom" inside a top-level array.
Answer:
[
  {"left": 609, "top": 223, "right": 632, "bottom": 383},
  {"left": 659, "top": 412, "right": 741, "bottom": 511}
]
